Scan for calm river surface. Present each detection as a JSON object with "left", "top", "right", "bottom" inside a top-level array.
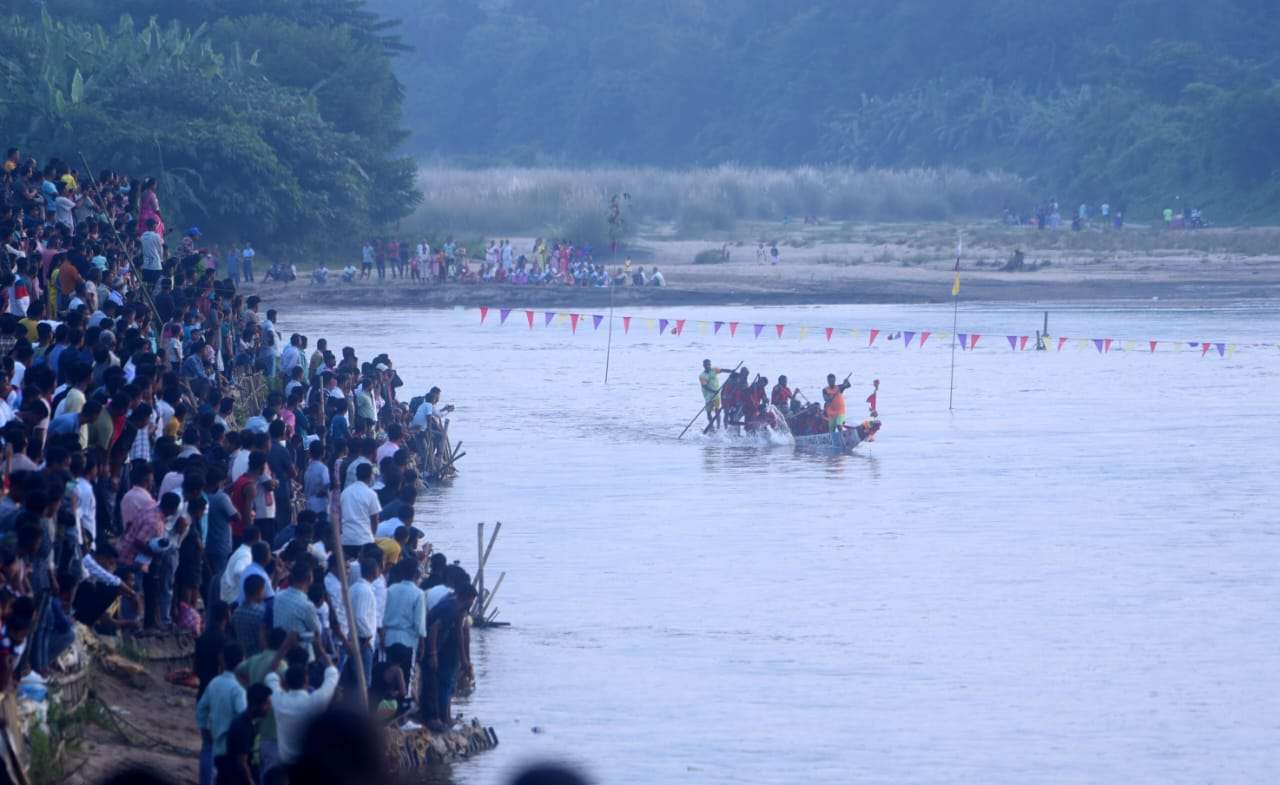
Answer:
[{"left": 288, "top": 300, "right": 1279, "bottom": 785}]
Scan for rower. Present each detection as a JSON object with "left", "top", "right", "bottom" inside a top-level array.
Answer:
[
  {"left": 699, "top": 360, "right": 733, "bottom": 431},
  {"left": 745, "top": 376, "right": 769, "bottom": 422},
  {"left": 721, "top": 367, "right": 749, "bottom": 426},
  {"left": 822, "top": 373, "right": 851, "bottom": 433},
  {"left": 771, "top": 375, "right": 800, "bottom": 415}
]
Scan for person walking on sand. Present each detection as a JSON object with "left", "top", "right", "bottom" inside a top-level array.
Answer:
[{"left": 770, "top": 242, "right": 779, "bottom": 266}]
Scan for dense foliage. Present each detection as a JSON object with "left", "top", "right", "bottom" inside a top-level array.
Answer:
[
  {"left": 0, "top": 1, "right": 419, "bottom": 249},
  {"left": 372, "top": 0, "right": 1280, "bottom": 217}
]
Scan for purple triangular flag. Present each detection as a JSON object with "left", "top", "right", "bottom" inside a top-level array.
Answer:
[
  {"left": 713, "top": 321, "right": 724, "bottom": 334},
  {"left": 903, "top": 330, "right": 916, "bottom": 348},
  {"left": 659, "top": 318, "right": 669, "bottom": 335},
  {"left": 1188, "top": 342, "right": 1199, "bottom": 348},
  {"left": 958, "top": 333, "right": 968, "bottom": 349},
  {"left": 1093, "top": 339, "right": 1104, "bottom": 353},
  {"left": 544, "top": 311, "right": 555, "bottom": 326},
  {"left": 753, "top": 323, "right": 764, "bottom": 338},
  {"left": 1007, "top": 335, "right": 1018, "bottom": 351},
  {"left": 1215, "top": 342, "right": 1225, "bottom": 356},
  {"left": 592, "top": 314, "right": 603, "bottom": 330},
  {"left": 499, "top": 308, "right": 512, "bottom": 325}
]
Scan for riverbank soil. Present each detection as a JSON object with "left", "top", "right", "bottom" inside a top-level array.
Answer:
[{"left": 251, "top": 221, "right": 1280, "bottom": 308}]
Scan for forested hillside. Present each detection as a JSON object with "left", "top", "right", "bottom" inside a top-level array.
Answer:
[
  {"left": 0, "top": 0, "right": 418, "bottom": 248},
  {"left": 372, "top": 0, "right": 1280, "bottom": 216}
]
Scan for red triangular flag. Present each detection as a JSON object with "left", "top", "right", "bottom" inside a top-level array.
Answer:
[
  {"left": 970, "top": 334, "right": 981, "bottom": 349},
  {"left": 570, "top": 313, "right": 580, "bottom": 333},
  {"left": 1103, "top": 338, "right": 1113, "bottom": 353},
  {"left": 919, "top": 331, "right": 930, "bottom": 348},
  {"left": 479, "top": 306, "right": 489, "bottom": 323},
  {"left": 824, "top": 327, "right": 833, "bottom": 342},
  {"left": 623, "top": 316, "right": 632, "bottom": 334},
  {"left": 1057, "top": 336, "right": 1068, "bottom": 352},
  {"left": 775, "top": 324, "right": 785, "bottom": 338},
  {"left": 868, "top": 329, "right": 880, "bottom": 346},
  {"left": 1018, "top": 335, "right": 1028, "bottom": 351},
  {"left": 1149, "top": 340, "right": 1157, "bottom": 353},
  {"left": 525, "top": 310, "right": 534, "bottom": 329},
  {"left": 729, "top": 322, "right": 739, "bottom": 337},
  {"left": 675, "top": 319, "right": 686, "bottom": 335},
  {"left": 1201, "top": 341, "right": 1212, "bottom": 357}
]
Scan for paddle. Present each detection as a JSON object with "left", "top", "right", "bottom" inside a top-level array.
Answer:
[{"left": 677, "top": 361, "right": 743, "bottom": 439}]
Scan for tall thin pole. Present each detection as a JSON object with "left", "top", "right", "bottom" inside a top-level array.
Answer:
[
  {"left": 604, "top": 278, "right": 615, "bottom": 383},
  {"left": 948, "top": 233, "right": 962, "bottom": 411}
]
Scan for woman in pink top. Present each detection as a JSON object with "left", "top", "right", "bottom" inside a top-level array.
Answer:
[{"left": 137, "top": 178, "right": 165, "bottom": 237}]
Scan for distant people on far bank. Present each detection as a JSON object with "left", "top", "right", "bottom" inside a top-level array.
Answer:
[{"left": 1003, "top": 199, "right": 1206, "bottom": 231}]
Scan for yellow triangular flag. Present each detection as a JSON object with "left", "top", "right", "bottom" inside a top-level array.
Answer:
[
  {"left": 935, "top": 332, "right": 948, "bottom": 344},
  {"left": 1076, "top": 339, "right": 1088, "bottom": 352},
  {"left": 1173, "top": 341, "right": 1183, "bottom": 352},
  {"left": 644, "top": 318, "right": 656, "bottom": 330},
  {"left": 1227, "top": 343, "right": 1237, "bottom": 357},
  {"left": 848, "top": 329, "right": 859, "bottom": 340},
  {"left": 798, "top": 326, "right": 809, "bottom": 340},
  {"left": 1123, "top": 340, "right": 1136, "bottom": 352},
  {"left": 698, "top": 321, "right": 709, "bottom": 334}
]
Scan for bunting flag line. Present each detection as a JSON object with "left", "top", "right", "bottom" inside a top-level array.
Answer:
[{"left": 474, "top": 307, "right": 1269, "bottom": 358}]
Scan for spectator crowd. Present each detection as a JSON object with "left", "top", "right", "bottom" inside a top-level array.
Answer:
[{"left": 2, "top": 146, "right": 478, "bottom": 785}]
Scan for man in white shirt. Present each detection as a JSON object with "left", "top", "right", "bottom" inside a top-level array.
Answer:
[
  {"left": 263, "top": 643, "right": 339, "bottom": 766},
  {"left": 140, "top": 218, "right": 164, "bottom": 286},
  {"left": 219, "top": 528, "right": 262, "bottom": 604},
  {"left": 242, "top": 242, "right": 256, "bottom": 282},
  {"left": 339, "top": 463, "right": 380, "bottom": 548},
  {"left": 344, "top": 556, "right": 379, "bottom": 687},
  {"left": 73, "top": 452, "right": 98, "bottom": 547}
]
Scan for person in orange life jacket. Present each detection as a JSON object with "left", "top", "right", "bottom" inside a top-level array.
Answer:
[{"left": 822, "top": 373, "right": 851, "bottom": 432}]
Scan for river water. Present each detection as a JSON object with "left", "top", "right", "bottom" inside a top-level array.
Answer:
[{"left": 287, "top": 300, "right": 1278, "bottom": 785}]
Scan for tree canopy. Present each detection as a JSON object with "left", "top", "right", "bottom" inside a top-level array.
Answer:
[
  {"left": 0, "top": 0, "right": 419, "bottom": 249},
  {"left": 372, "top": 0, "right": 1280, "bottom": 216}
]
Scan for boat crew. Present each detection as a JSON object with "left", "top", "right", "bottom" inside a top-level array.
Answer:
[
  {"left": 822, "top": 373, "right": 851, "bottom": 433},
  {"left": 699, "top": 360, "right": 733, "bottom": 431}
]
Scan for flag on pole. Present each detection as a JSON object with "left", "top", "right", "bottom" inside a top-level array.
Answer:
[{"left": 951, "top": 237, "right": 962, "bottom": 296}]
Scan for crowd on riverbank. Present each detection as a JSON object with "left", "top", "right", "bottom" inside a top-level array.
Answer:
[{"left": 2, "top": 147, "right": 480, "bottom": 785}]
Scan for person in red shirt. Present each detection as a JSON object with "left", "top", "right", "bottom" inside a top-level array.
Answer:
[
  {"left": 228, "top": 453, "right": 265, "bottom": 539},
  {"left": 770, "top": 375, "right": 800, "bottom": 414}
]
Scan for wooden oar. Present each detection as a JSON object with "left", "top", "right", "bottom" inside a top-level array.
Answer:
[{"left": 677, "top": 361, "right": 743, "bottom": 439}]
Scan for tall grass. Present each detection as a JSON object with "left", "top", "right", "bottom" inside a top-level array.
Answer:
[{"left": 404, "top": 165, "right": 1030, "bottom": 243}]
